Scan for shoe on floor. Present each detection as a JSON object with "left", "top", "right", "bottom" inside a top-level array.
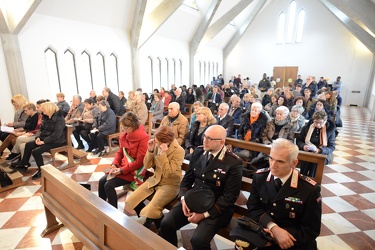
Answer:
[
  {"left": 91, "top": 148, "right": 99, "bottom": 154},
  {"left": 97, "top": 150, "right": 107, "bottom": 157},
  {"left": 31, "top": 170, "right": 41, "bottom": 180},
  {"left": 76, "top": 144, "right": 85, "bottom": 150},
  {"left": 5, "top": 153, "right": 20, "bottom": 161}
]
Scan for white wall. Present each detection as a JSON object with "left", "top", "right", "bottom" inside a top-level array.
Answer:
[
  {"left": 225, "top": 0, "right": 374, "bottom": 106},
  {"left": 0, "top": 36, "right": 15, "bottom": 123},
  {"left": 18, "top": 14, "right": 132, "bottom": 103}
]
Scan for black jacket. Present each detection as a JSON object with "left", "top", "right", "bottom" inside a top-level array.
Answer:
[
  {"left": 216, "top": 114, "right": 234, "bottom": 137},
  {"left": 107, "top": 91, "right": 125, "bottom": 116},
  {"left": 35, "top": 110, "right": 66, "bottom": 144},
  {"left": 238, "top": 111, "right": 268, "bottom": 143},
  {"left": 184, "top": 122, "right": 209, "bottom": 150},
  {"left": 24, "top": 112, "right": 39, "bottom": 132},
  {"left": 93, "top": 108, "right": 117, "bottom": 135}
]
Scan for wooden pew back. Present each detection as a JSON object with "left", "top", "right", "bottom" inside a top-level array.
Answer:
[{"left": 41, "top": 164, "right": 176, "bottom": 250}]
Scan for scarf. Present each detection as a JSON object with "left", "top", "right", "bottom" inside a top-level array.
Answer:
[
  {"left": 244, "top": 114, "right": 259, "bottom": 141},
  {"left": 275, "top": 118, "right": 288, "bottom": 126},
  {"left": 305, "top": 123, "right": 327, "bottom": 147}
]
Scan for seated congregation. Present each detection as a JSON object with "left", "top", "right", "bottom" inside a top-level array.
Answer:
[{"left": 0, "top": 74, "right": 342, "bottom": 249}]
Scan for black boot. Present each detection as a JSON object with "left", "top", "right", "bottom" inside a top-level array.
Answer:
[
  {"left": 133, "top": 202, "right": 146, "bottom": 218},
  {"left": 76, "top": 141, "right": 85, "bottom": 150},
  {"left": 32, "top": 169, "right": 42, "bottom": 180},
  {"left": 153, "top": 215, "right": 164, "bottom": 230},
  {"left": 143, "top": 218, "right": 153, "bottom": 229},
  {"left": 15, "top": 163, "right": 31, "bottom": 173}
]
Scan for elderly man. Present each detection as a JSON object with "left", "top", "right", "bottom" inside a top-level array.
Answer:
[
  {"left": 129, "top": 91, "right": 148, "bottom": 125},
  {"left": 160, "top": 125, "right": 242, "bottom": 250},
  {"left": 102, "top": 87, "right": 125, "bottom": 116},
  {"left": 89, "top": 90, "right": 97, "bottom": 103},
  {"left": 208, "top": 86, "right": 222, "bottom": 114},
  {"left": 300, "top": 76, "right": 318, "bottom": 98},
  {"left": 230, "top": 138, "right": 322, "bottom": 249},
  {"left": 228, "top": 95, "right": 243, "bottom": 124},
  {"left": 216, "top": 102, "right": 234, "bottom": 137},
  {"left": 160, "top": 102, "right": 188, "bottom": 146},
  {"left": 173, "top": 87, "right": 185, "bottom": 112},
  {"left": 65, "top": 95, "right": 85, "bottom": 126}
]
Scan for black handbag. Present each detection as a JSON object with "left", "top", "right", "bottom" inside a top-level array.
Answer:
[{"left": 0, "top": 169, "right": 13, "bottom": 188}]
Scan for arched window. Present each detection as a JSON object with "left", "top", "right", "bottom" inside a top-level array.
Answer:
[
  {"left": 93, "top": 52, "right": 106, "bottom": 91},
  {"left": 296, "top": 9, "right": 305, "bottom": 43},
  {"left": 286, "top": 1, "right": 296, "bottom": 44},
  {"left": 165, "top": 58, "right": 169, "bottom": 89},
  {"left": 172, "top": 58, "right": 176, "bottom": 85},
  {"left": 216, "top": 62, "right": 219, "bottom": 77},
  {"left": 179, "top": 59, "right": 183, "bottom": 86},
  {"left": 148, "top": 56, "right": 154, "bottom": 91},
  {"left": 203, "top": 61, "right": 207, "bottom": 85},
  {"left": 108, "top": 53, "right": 119, "bottom": 93},
  {"left": 80, "top": 51, "right": 93, "bottom": 93},
  {"left": 199, "top": 61, "right": 202, "bottom": 84},
  {"left": 157, "top": 57, "right": 162, "bottom": 90},
  {"left": 44, "top": 47, "right": 61, "bottom": 98},
  {"left": 63, "top": 49, "right": 79, "bottom": 98},
  {"left": 277, "top": 12, "right": 286, "bottom": 44}
]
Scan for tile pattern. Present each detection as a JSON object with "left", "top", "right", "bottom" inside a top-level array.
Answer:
[{"left": 0, "top": 106, "right": 374, "bottom": 249}]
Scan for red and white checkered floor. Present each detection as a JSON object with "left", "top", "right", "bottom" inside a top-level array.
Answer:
[{"left": 0, "top": 106, "right": 374, "bottom": 250}]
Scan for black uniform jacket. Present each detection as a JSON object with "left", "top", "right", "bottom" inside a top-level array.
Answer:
[
  {"left": 247, "top": 168, "right": 322, "bottom": 249},
  {"left": 180, "top": 146, "right": 242, "bottom": 226}
]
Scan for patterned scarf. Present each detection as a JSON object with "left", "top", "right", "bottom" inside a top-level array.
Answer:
[{"left": 305, "top": 123, "right": 327, "bottom": 147}]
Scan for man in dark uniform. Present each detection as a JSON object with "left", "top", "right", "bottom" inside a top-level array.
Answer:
[
  {"left": 160, "top": 125, "right": 242, "bottom": 250},
  {"left": 231, "top": 138, "right": 322, "bottom": 250}
]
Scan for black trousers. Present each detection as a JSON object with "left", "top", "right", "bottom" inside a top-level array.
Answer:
[
  {"left": 160, "top": 202, "right": 221, "bottom": 250},
  {"left": 22, "top": 140, "right": 65, "bottom": 168},
  {"left": 73, "top": 126, "right": 91, "bottom": 145},
  {"left": 89, "top": 132, "right": 106, "bottom": 151},
  {"left": 98, "top": 174, "right": 130, "bottom": 208}
]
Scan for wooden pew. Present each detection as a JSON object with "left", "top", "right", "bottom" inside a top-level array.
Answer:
[
  {"left": 105, "top": 116, "right": 121, "bottom": 153},
  {"left": 40, "top": 164, "right": 176, "bottom": 250},
  {"left": 50, "top": 125, "right": 75, "bottom": 170},
  {"left": 225, "top": 138, "right": 326, "bottom": 185}
]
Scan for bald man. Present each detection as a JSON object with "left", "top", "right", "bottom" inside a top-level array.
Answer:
[
  {"left": 160, "top": 125, "right": 242, "bottom": 250},
  {"left": 160, "top": 102, "right": 188, "bottom": 146}
]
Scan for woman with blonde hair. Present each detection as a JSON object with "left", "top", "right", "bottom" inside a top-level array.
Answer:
[
  {"left": 184, "top": 107, "right": 216, "bottom": 160},
  {"left": 13, "top": 102, "right": 66, "bottom": 179},
  {"left": 125, "top": 125, "right": 184, "bottom": 230},
  {"left": 0, "top": 94, "right": 28, "bottom": 156}
]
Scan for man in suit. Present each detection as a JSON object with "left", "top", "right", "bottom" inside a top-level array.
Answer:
[
  {"left": 230, "top": 138, "right": 322, "bottom": 250},
  {"left": 228, "top": 96, "right": 243, "bottom": 124},
  {"left": 173, "top": 87, "right": 186, "bottom": 112},
  {"left": 160, "top": 125, "right": 242, "bottom": 250},
  {"left": 216, "top": 103, "right": 234, "bottom": 137},
  {"left": 208, "top": 86, "right": 222, "bottom": 114}
]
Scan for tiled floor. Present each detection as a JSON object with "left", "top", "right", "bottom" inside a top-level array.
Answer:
[{"left": 0, "top": 106, "right": 374, "bottom": 250}]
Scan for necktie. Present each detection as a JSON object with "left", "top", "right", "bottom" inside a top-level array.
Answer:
[
  {"left": 274, "top": 178, "right": 282, "bottom": 192},
  {"left": 206, "top": 153, "right": 213, "bottom": 166}
]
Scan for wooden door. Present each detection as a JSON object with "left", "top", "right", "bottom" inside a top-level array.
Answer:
[{"left": 273, "top": 66, "right": 298, "bottom": 89}]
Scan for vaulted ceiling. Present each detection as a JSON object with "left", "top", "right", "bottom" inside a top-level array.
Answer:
[{"left": 0, "top": 0, "right": 374, "bottom": 54}]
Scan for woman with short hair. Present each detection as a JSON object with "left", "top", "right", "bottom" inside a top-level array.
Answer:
[
  {"left": 261, "top": 106, "right": 293, "bottom": 145},
  {"left": 150, "top": 93, "right": 164, "bottom": 124},
  {"left": 98, "top": 112, "right": 149, "bottom": 208},
  {"left": 184, "top": 107, "right": 216, "bottom": 160},
  {"left": 297, "top": 110, "right": 336, "bottom": 177},
  {"left": 90, "top": 100, "right": 116, "bottom": 156},
  {"left": 125, "top": 125, "right": 184, "bottom": 229}
]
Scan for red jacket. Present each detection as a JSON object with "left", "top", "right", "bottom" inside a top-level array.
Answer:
[{"left": 112, "top": 125, "right": 149, "bottom": 182}]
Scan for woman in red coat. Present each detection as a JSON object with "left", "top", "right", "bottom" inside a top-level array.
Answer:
[{"left": 98, "top": 112, "right": 149, "bottom": 208}]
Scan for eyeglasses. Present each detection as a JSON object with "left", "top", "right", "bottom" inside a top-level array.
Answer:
[
  {"left": 203, "top": 134, "right": 222, "bottom": 142},
  {"left": 313, "top": 121, "right": 325, "bottom": 125}
]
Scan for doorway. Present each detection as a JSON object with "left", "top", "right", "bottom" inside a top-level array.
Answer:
[{"left": 273, "top": 66, "right": 298, "bottom": 89}]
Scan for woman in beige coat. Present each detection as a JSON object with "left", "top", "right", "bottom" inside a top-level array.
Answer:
[{"left": 125, "top": 125, "right": 184, "bottom": 229}]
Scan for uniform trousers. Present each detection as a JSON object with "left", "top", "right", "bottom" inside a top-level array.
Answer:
[{"left": 160, "top": 202, "right": 221, "bottom": 250}]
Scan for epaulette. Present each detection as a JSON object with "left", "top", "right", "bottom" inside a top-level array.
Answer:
[
  {"left": 299, "top": 175, "right": 317, "bottom": 187},
  {"left": 226, "top": 150, "right": 241, "bottom": 160},
  {"left": 256, "top": 168, "right": 270, "bottom": 174}
]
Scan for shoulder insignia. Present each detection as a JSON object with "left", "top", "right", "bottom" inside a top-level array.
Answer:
[
  {"left": 256, "top": 168, "right": 270, "bottom": 174},
  {"left": 300, "top": 175, "right": 317, "bottom": 186},
  {"left": 226, "top": 150, "right": 241, "bottom": 160}
]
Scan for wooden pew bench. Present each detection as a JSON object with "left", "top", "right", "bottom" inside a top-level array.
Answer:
[
  {"left": 50, "top": 125, "right": 88, "bottom": 170},
  {"left": 40, "top": 164, "right": 175, "bottom": 250}
]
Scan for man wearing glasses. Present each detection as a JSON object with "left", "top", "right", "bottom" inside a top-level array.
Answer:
[{"left": 160, "top": 125, "right": 242, "bottom": 250}]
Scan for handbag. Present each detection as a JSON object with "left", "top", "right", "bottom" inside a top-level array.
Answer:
[{"left": 0, "top": 169, "right": 13, "bottom": 188}]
